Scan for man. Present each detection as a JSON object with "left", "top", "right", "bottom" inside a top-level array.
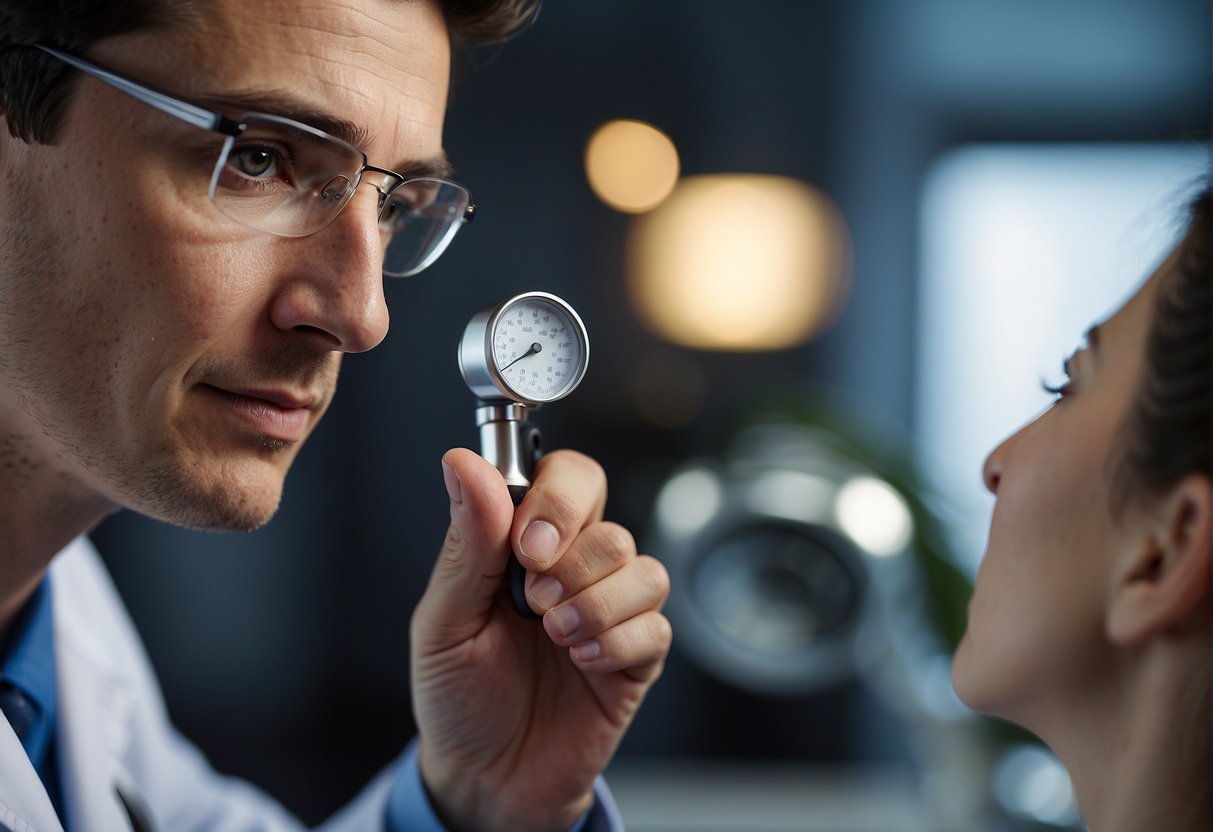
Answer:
[{"left": 0, "top": 0, "right": 672, "bottom": 829}]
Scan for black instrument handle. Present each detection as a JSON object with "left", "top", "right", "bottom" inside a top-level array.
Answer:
[{"left": 506, "top": 424, "right": 543, "bottom": 619}]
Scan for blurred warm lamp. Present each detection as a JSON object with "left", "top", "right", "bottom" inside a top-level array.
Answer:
[
  {"left": 626, "top": 174, "right": 850, "bottom": 351},
  {"left": 584, "top": 119, "right": 680, "bottom": 213}
]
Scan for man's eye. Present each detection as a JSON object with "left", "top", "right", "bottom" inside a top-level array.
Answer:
[
  {"left": 380, "top": 195, "right": 413, "bottom": 229},
  {"left": 231, "top": 147, "right": 278, "bottom": 178}
]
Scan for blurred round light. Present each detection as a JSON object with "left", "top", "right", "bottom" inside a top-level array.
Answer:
[
  {"left": 584, "top": 119, "right": 680, "bottom": 213},
  {"left": 656, "top": 467, "right": 722, "bottom": 538},
  {"left": 835, "top": 476, "right": 913, "bottom": 557},
  {"left": 993, "top": 745, "right": 1080, "bottom": 827},
  {"left": 626, "top": 174, "right": 850, "bottom": 351}
]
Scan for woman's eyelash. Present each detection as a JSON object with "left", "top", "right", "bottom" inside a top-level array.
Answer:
[
  {"left": 1041, "top": 355, "right": 1075, "bottom": 399},
  {"left": 1041, "top": 379, "right": 1071, "bottom": 398}
]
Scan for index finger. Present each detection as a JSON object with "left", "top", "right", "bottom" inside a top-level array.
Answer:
[{"left": 511, "top": 449, "right": 608, "bottom": 572}]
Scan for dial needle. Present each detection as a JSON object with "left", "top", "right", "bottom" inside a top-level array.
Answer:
[{"left": 501, "top": 342, "right": 542, "bottom": 372}]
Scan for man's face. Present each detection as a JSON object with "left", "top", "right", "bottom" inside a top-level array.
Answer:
[{"left": 0, "top": 0, "right": 451, "bottom": 530}]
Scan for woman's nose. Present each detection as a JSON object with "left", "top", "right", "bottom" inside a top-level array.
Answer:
[{"left": 982, "top": 438, "right": 1009, "bottom": 494}]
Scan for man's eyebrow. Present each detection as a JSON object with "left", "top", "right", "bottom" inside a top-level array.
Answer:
[
  {"left": 394, "top": 154, "right": 456, "bottom": 180},
  {"left": 196, "top": 87, "right": 456, "bottom": 177},
  {"left": 201, "top": 89, "right": 373, "bottom": 150},
  {"left": 198, "top": 89, "right": 456, "bottom": 179}
]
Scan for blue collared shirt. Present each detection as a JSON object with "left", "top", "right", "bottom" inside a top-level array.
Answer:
[{"left": 0, "top": 575, "right": 65, "bottom": 823}]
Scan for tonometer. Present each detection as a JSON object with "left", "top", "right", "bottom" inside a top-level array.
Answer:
[{"left": 458, "top": 291, "right": 590, "bottom": 617}]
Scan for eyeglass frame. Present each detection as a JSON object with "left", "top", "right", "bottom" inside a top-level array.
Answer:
[{"left": 29, "top": 44, "right": 476, "bottom": 276}]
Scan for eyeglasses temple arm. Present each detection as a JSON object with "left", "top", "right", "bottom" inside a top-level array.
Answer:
[{"left": 35, "top": 46, "right": 237, "bottom": 135}]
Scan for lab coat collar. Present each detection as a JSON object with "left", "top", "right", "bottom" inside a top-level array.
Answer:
[
  {"left": 0, "top": 707, "right": 61, "bottom": 831},
  {"left": 55, "top": 537, "right": 143, "bottom": 832},
  {"left": 0, "top": 537, "right": 144, "bottom": 832}
]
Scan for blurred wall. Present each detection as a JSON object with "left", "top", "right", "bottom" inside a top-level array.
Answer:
[{"left": 90, "top": 0, "right": 1210, "bottom": 822}]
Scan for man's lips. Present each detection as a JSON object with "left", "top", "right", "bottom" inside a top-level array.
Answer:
[{"left": 202, "top": 384, "right": 317, "bottom": 442}]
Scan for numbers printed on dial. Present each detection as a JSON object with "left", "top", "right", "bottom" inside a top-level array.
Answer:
[{"left": 493, "top": 298, "right": 580, "bottom": 400}]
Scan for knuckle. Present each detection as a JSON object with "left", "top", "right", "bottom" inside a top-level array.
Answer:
[
  {"left": 580, "top": 454, "right": 608, "bottom": 492},
  {"left": 594, "top": 522, "right": 636, "bottom": 563},
  {"left": 557, "top": 448, "right": 606, "bottom": 480},
  {"left": 442, "top": 523, "right": 464, "bottom": 552},
  {"left": 596, "top": 621, "right": 628, "bottom": 655},
  {"left": 640, "top": 556, "right": 671, "bottom": 599},
  {"left": 536, "top": 487, "right": 582, "bottom": 531},
  {"left": 541, "top": 449, "right": 607, "bottom": 494},
  {"left": 584, "top": 587, "right": 615, "bottom": 629},
  {"left": 436, "top": 529, "right": 465, "bottom": 577},
  {"left": 650, "top": 612, "right": 673, "bottom": 647}
]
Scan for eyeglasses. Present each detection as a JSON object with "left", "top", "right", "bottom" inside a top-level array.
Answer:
[{"left": 36, "top": 45, "right": 475, "bottom": 277}]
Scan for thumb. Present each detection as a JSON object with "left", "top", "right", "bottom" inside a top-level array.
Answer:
[{"left": 413, "top": 448, "right": 515, "bottom": 647}]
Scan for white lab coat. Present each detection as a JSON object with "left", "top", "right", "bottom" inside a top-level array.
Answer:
[{"left": 0, "top": 537, "right": 398, "bottom": 832}]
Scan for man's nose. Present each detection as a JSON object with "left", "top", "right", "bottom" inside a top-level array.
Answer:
[{"left": 269, "top": 187, "right": 390, "bottom": 353}]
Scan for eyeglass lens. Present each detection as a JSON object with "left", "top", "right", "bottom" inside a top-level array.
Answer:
[{"left": 209, "top": 114, "right": 469, "bottom": 277}]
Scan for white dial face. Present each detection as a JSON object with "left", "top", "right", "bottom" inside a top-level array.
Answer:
[{"left": 492, "top": 297, "right": 584, "bottom": 402}]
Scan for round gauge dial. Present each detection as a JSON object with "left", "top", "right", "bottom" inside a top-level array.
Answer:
[{"left": 460, "top": 291, "right": 589, "bottom": 406}]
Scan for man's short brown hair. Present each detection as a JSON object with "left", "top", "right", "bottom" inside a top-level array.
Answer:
[{"left": 0, "top": 0, "right": 541, "bottom": 143}]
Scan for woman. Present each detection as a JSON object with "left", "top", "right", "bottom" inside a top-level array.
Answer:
[{"left": 951, "top": 183, "right": 1211, "bottom": 831}]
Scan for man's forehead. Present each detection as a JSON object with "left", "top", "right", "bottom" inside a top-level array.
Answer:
[
  {"left": 182, "top": 1, "right": 449, "bottom": 89},
  {"left": 98, "top": 0, "right": 452, "bottom": 169}
]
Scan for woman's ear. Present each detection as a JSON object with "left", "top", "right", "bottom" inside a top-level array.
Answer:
[{"left": 1106, "top": 474, "right": 1211, "bottom": 647}]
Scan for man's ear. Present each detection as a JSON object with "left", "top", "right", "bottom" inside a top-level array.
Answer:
[{"left": 1106, "top": 474, "right": 1211, "bottom": 647}]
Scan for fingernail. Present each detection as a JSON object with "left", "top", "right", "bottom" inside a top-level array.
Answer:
[
  {"left": 529, "top": 575, "right": 565, "bottom": 610},
  {"left": 547, "top": 603, "right": 581, "bottom": 637},
  {"left": 519, "top": 521, "right": 559, "bottom": 566},
  {"left": 570, "top": 640, "right": 600, "bottom": 662},
  {"left": 442, "top": 461, "right": 462, "bottom": 505}
]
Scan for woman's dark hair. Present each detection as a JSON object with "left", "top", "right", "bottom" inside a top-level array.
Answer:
[
  {"left": 1109, "top": 178, "right": 1212, "bottom": 832},
  {"left": 0, "top": 0, "right": 541, "bottom": 143},
  {"left": 1112, "top": 180, "right": 1212, "bottom": 510}
]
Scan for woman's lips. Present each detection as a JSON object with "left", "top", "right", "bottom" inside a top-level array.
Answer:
[{"left": 204, "top": 385, "right": 313, "bottom": 442}]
